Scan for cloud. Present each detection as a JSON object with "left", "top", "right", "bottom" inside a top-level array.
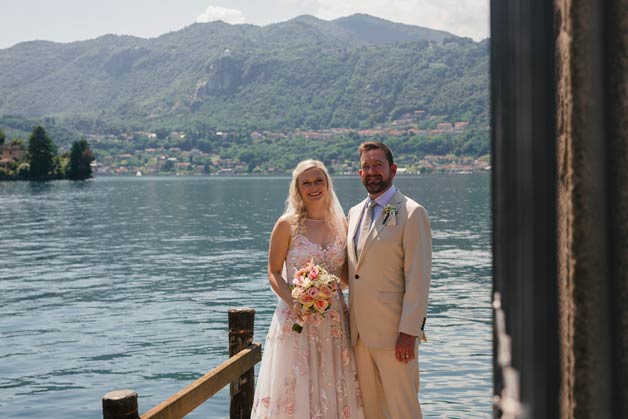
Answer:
[
  {"left": 196, "top": 5, "right": 246, "bottom": 25},
  {"left": 314, "top": 0, "right": 489, "bottom": 40}
]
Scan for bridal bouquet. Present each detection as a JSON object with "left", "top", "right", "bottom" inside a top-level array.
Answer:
[{"left": 290, "top": 259, "right": 339, "bottom": 333}]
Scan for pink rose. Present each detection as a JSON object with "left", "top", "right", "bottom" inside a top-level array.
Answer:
[
  {"left": 318, "top": 285, "right": 332, "bottom": 298},
  {"left": 306, "top": 287, "right": 319, "bottom": 299},
  {"left": 261, "top": 396, "right": 271, "bottom": 408}
]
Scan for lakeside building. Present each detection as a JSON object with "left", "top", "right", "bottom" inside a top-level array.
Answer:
[{"left": 0, "top": 142, "right": 25, "bottom": 168}]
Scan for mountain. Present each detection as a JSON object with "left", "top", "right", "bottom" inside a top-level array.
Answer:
[
  {"left": 332, "top": 13, "right": 456, "bottom": 44},
  {"left": 0, "top": 14, "right": 487, "bottom": 135}
]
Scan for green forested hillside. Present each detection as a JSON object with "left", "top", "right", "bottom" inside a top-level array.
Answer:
[{"left": 0, "top": 14, "right": 488, "bottom": 136}]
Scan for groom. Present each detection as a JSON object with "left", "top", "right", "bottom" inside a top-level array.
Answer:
[{"left": 348, "top": 141, "right": 432, "bottom": 419}]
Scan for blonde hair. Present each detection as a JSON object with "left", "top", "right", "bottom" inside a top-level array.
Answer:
[{"left": 284, "top": 159, "right": 346, "bottom": 244}]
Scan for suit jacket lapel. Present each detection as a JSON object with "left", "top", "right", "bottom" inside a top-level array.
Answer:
[
  {"left": 357, "top": 209, "right": 384, "bottom": 265},
  {"left": 357, "top": 190, "right": 404, "bottom": 267},
  {"left": 350, "top": 198, "right": 368, "bottom": 262}
]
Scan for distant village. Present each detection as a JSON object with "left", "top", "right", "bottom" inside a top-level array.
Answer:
[{"left": 1, "top": 111, "right": 491, "bottom": 176}]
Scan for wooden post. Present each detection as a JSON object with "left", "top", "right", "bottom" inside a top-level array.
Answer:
[
  {"left": 102, "top": 389, "right": 139, "bottom": 419},
  {"left": 229, "top": 308, "right": 256, "bottom": 419}
]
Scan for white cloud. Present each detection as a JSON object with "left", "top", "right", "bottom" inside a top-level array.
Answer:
[
  {"left": 314, "top": 0, "right": 489, "bottom": 40},
  {"left": 196, "top": 5, "right": 246, "bottom": 25}
]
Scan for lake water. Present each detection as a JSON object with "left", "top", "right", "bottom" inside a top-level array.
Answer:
[{"left": 0, "top": 173, "right": 492, "bottom": 419}]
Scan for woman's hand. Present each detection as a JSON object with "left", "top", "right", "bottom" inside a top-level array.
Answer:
[{"left": 291, "top": 301, "right": 302, "bottom": 318}]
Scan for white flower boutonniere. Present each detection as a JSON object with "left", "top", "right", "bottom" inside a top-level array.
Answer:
[{"left": 383, "top": 204, "right": 398, "bottom": 226}]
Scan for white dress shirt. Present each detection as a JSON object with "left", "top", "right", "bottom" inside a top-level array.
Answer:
[{"left": 354, "top": 185, "right": 397, "bottom": 251}]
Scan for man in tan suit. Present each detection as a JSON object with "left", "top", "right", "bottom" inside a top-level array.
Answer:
[{"left": 348, "top": 142, "right": 432, "bottom": 419}]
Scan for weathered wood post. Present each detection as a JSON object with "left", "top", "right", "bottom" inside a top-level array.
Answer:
[
  {"left": 229, "top": 308, "right": 256, "bottom": 419},
  {"left": 102, "top": 389, "right": 139, "bottom": 419}
]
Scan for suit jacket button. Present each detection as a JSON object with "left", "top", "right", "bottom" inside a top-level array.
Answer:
[{"left": 354, "top": 274, "right": 360, "bottom": 279}]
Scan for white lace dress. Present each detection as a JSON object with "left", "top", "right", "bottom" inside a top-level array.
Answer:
[{"left": 251, "top": 231, "right": 364, "bottom": 419}]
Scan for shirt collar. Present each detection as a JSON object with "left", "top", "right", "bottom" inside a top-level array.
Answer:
[{"left": 370, "top": 185, "right": 397, "bottom": 207}]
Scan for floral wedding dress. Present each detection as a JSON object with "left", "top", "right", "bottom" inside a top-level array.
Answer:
[{"left": 251, "top": 229, "right": 364, "bottom": 419}]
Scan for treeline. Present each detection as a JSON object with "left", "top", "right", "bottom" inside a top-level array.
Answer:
[
  {"left": 88, "top": 125, "right": 489, "bottom": 174},
  {"left": 0, "top": 126, "right": 94, "bottom": 180},
  {"left": 211, "top": 129, "right": 490, "bottom": 173}
]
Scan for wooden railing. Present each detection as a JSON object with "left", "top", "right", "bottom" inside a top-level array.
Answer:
[{"left": 101, "top": 308, "right": 262, "bottom": 419}]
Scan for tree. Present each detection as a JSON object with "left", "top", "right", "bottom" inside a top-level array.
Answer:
[
  {"left": 27, "top": 126, "right": 57, "bottom": 179},
  {"left": 162, "top": 159, "right": 175, "bottom": 172},
  {"left": 68, "top": 138, "right": 95, "bottom": 180},
  {"left": 0, "top": 128, "right": 5, "bottom": 146}
]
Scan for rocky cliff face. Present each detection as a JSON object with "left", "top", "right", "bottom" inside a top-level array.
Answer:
[{"left": 205, "top": 54, "right": 243, "bottom": 94}]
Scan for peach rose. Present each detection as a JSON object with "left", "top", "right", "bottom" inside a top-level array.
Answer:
[
  {"left": 313, "top": 298, "right": 330, "bottom": 313},
  {"left": 298, "top": 294, "right": 315, "bottom": 307}
]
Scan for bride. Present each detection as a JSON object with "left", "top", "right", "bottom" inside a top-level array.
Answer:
[{"left": 251, "top": 160, "right": 364, "bottom": 419}]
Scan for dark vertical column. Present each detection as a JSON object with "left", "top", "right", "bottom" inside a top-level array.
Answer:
[
  {"left": 556, "top": 0, "right": 609, "bottom": 415},
  {"left": 607, "top": 0, "right": 628, "bottom": 415},
  {"left": 555, "top": 0, "right": 627, "bottom": 417},
  {"left": 490, "top": 0, "right": 559, "bottom": 417},
  {"left": 229, "top": 308, "right": 256, "bottom": 419}
]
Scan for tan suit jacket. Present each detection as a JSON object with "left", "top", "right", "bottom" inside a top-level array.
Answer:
[{"left": 348, "top": 189, "right": 431, "bottom": 349}]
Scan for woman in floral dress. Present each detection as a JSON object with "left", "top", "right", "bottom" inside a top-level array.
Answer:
[{"left": 251, "top": 160, "right": 364, "bottom": 419}]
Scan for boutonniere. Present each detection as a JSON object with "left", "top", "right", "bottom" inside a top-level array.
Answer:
[{"left": 382, "top": 204, "right": 398, "bottom": 226}]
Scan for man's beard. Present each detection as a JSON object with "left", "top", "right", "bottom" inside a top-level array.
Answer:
[{"left": 363, "top": 175, "right": 391, "bottom": 194}]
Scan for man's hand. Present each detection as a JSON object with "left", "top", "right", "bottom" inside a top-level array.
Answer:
[{"left": 395, "top": 332, "right": 417, "bottom": 363}]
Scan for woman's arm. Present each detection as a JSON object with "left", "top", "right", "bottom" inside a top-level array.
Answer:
[{"left": 267, "top": 216, "right": 295, "bottom": 306}]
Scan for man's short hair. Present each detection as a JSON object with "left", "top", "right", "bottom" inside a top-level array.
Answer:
[{"left": 358, "top": 141, "right": 394, "bottom": 166}]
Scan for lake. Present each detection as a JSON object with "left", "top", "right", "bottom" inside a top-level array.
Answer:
[{"left": 0, "top": 173, "right": 492, "bottom": 418}]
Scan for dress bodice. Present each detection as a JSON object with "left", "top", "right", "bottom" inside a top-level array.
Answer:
[{"left": 285, "top": 232, "right": 345, "bottom": 285}]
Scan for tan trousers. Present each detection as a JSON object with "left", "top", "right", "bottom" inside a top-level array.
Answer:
[{"left": 354, "top": 337, "right": 422, "bottom": 419}]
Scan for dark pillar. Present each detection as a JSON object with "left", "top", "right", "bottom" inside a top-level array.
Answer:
[
  {"left": 555, "top": 0, "right": 628, "bottom": 417},
  {"left": 229, "top": 308, "right": 256, "bottom": 419},
  {"left": 491, "top": 0, "right": 559, "bottom": 417}
]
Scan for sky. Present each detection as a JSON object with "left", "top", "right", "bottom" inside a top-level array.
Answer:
[{"left": 0, "top": 0, "right": 489, "bottom": 50}]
